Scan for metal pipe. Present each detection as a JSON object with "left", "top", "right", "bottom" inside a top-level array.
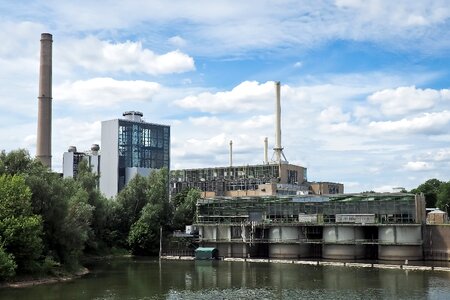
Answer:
[
  {"left": 274, "top": 81, "right": 282, "bottom": 163},
  {"left": 264, "top": 137, "right": 268, "bottom": 164},
  {"left": 229, "top": 140, "right": 233, "bottom": 167},
  {"left": 36, "top": 33, "right": 53, "bottom": 168}
]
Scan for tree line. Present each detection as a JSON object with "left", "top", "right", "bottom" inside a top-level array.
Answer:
[
  {"left": 0, "top": 149, "right": 199, "bottom": 281},
  {"left": 410, "top": 178, "right": 450, "bottom": 210}
]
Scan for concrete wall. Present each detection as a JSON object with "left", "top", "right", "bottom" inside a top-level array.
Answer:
[
  {"left": 99, "top": 119, "right": 119, "bottom": 198},
  {"left": 424, "top": 225, "right": 450, "bottom": 261},
  {"left": 62, "top": 152, "right": 74, "bottom": 178}
]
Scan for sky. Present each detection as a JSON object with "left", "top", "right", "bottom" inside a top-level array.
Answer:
[{"left": 1, "top": 0, "right": 450, "bottom": 193}]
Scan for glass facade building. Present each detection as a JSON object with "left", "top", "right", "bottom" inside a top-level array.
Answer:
[{"left": 100, "top": 112, "right": 170, "bottom": 198}]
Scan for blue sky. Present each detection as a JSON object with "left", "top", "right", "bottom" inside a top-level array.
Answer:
[{"left": 1, "top": 0, "right": 450, "bottom": 192}]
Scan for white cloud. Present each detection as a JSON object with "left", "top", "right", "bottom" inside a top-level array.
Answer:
[
  {"left": 175, "top": 81, "right": 275, "bottom": 113},
  {"left": 55, "top": 77, "right": 160, "bottom": 107},
  {"left": 188, "top": 116, "right": 221, "bottom": 127},
  {"left": 168, "top": 36, "right": 187, "bottom": 48},
  {"left": 334, "top": 0, "right": 449, "bottom": 27},
  {"left": 58, "top": 36, "right": 195, "bottom": 75},
  {"left": 319, "top": 106, "right": 350, "bottom": 123},
  {"left": 368, "top": 111, "right": 450, "bottom": 134},
  {"left": 368, "top": 86, "right": 450, "bottom": 116},
  {"left": 7, "top": 1, "right": 449, "bottom": 57},
  {"left": 404, "top": 161, "right": 434, "bottom": 171}
]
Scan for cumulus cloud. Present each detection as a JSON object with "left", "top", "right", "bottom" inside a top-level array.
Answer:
[
  {"left": 404, "top": 161, "right": 434, "bottom": 171},
  {"left": 368, "top": 111, "right": 450, "bottom": 135},
  {"left": 175, "top": 81, "right": 275, "bottom": 113},
  {"left": 59, "top": 36, "right": 195, "bottom": 75},
  {"left": 368, "top": 86, "right": 450, "bottom": 116},
  {"left": 55, "top": 77, "right": 160, "bottom": 107},
  {"left": 319, "top": 106, "right": 350, "bottom": 123}
]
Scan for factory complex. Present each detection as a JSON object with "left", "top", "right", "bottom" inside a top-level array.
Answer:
[{"left": 34, "top": 33, "right": 450, "bottom": 262}]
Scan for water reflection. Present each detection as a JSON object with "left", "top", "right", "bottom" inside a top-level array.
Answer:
[{"left": 1, "top": 258, "right": 450, "bottom": 299}]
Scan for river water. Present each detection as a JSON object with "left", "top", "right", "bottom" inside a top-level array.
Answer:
[{"left": 1, "top": 258, "right": 450, "bottom": 299}]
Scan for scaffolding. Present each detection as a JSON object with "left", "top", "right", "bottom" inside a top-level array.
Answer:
[
  {"left": 170, "top": 163, "right": 312, "bottom": 197},
  {"left": 196, "top": 193, "right": 423, "bottom": 225}
]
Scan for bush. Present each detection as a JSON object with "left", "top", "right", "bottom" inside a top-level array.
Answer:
[{"left": 0, "top": 244, "right": 16, "bottom": 280}]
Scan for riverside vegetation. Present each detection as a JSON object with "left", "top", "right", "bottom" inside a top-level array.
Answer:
[{"left": 0, "top": 149, "right": 200, "bottom": 282}]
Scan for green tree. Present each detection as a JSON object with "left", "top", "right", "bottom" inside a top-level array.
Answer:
[
  {"left": 125, "top": 168, "right": 173, "bottom": 255},
  {"left": 411, "top": 178, "right": 443, "bottom": 208},
  {"left": 0, "top": 174, "right": 43, "bottom": 272},
  {"left": 128, "top": 203, "right": 163, "bottom": 255},
  {"left": 173, "top": 188, "right": 201, "bottom": 230},
  {"left": 74, "top": 160, "right": 112, "bottom": 252},
  {"left": 113, "top": 175, "right": 150, "bottom": 247},
  {"left": 437, "top": 181, "right": 450, "bottom": 214},
  {"left": 0, "top": 242, "right": 16, "bottom": 280},
  {"left": 56, "top": 181, "right": 94, "bottom": 266},
  {"left": 0, "top": 150, "right": 94, "bottom": 268}
]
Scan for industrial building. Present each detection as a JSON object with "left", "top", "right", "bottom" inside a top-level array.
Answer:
[
  {"left": 99, "top": 111, "right": 170, "bottom": 198},
  {"left": 170, "top": 163, "right": 311, "bottom": 197},
  {"left": 62, "top": 144, "right": 100, "bottom": 178},
  {"left": 194, "top": 193, "right": 427, "bottom": 260},
  {"left": 170, "top": 82, "right": 343, "bottom": 198}
]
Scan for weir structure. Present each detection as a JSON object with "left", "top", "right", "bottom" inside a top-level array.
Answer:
[
  {"left": 194, "top": 193, "right": 427, "bottom": 261},
  {"left": 36, "top": 33, "right": 53, "bottom": 168}
]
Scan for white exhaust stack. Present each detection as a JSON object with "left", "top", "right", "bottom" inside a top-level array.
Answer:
[
  {"left": 272, "top": 81, "right": 287, "bottom": 164},
  {"left": 229, "top": 140, "right": 233, "bottom": 167},
  {"left": 264, "top": 137, "right": 268, "bottom": 164},
  {"left": 36, "top": 33, "right": 53, "bottom": 168}
]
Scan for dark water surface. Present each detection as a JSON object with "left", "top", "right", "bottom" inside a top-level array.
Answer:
[{"left": 1, "top": 258, "right": 450, "bottom": 299}]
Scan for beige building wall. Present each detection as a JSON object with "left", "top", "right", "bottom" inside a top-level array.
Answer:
[
  {"left": 310, "top": 182, "right": 344, "bottom": 195},
  {"left": 279, "top": 164, "right": 306, "bottom": 184}
]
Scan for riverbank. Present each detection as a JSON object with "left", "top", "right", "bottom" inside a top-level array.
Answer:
[
  {"left": 1, "top": 253, "right": 135, "bottom": 289},
  {"left": 0, "top": 267, "right": 89, "bottom": 289},
  {"left": 161, "top": 255, "right": 450, "bottom": 272}
]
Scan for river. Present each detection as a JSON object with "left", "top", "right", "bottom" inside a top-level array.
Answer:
[{"left": 1, "top": 258, "right": 450, "bottom": 299}]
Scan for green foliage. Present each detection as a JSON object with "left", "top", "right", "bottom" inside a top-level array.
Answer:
[
  {"left": 0, "top": 150, "right": 94, "bottom": 269},
  {"left": 122, "top": 168, "right": 173, "bottom": 255},
  {"left": 411, "top": 178, "right": 443, "bottom": 208},
  {"left": 113, "top": 175, "right": 150, "bottom": 247},
  {"left": 128, "top": 203, "right": 163, "bottom": 255},
  {"left": 56, "top": 182, "right": 94, "bottom": 266},
  {"left": 75, "top": 160, "right": 113, "bottom": 253},
  {"left": 0, "top": 243, "right": 16, "bottom": 280},
  {"left": 173, "top": 188, "right": 201, "bottom": 230},
  {"left": 0, "top": 149, "right": 41, "bottom": 175},
  {"left": 437, "top": 181, "right": 450, "bottom": 213},
  {"left": 0, "top": 174, "right": 43, "bottom": 273},
  {"left": 0, "top": 149, "right": 177, "bottom": 277}
]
